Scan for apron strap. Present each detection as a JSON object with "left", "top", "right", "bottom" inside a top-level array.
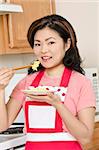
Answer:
[
  {"left": 31, "top": 70, "right": 44, "bottom": 87},
  {"left": 60, "top": 67, "right": 72, "bottom": 87}
]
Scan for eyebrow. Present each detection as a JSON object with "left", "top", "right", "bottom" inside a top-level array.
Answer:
[{"left": 34, "top": 37, "right": 56, "bottom": 42}]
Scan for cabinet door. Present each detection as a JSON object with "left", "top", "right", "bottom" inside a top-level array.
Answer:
[
  {"left": 0, "top": 16, "right": 6, "bottom": 54},
  {"left": 4, "top": 0, "right": 55, "bottom": 54}
]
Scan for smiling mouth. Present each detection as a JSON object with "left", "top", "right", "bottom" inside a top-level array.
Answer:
[{"left": 41, "top": 56, "right": 52, "bottom": 61}]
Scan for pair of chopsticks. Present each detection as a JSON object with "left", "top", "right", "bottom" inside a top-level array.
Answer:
[
  {"left": 13, "top": 64, "right": 32, "bottom": 71},
  {"left": 12, "top": 60, "right": 40, "bottom": 71}
]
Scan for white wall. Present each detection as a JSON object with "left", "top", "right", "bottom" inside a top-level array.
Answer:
[
  {"left": 0, "top": 1, "right": 99, "bottom": 72},
  {"left": 98, "top": 2, "right": 99, "bottom": 69},
  {"left": 56, "top": 0, "right": 99, "bottom": 68}
]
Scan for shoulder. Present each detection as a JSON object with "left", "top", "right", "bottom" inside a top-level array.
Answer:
[
  {"left": 70, "top": 70, "right": 91, "bottom": 86},
  {"left": 15, "top": 71, "right": 39, "bottom": 88},
  {"left": 68, "top": 70, "right": 93, "bottom": 95}
]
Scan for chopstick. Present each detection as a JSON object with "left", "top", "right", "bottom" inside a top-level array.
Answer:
[
  {"left": 13, "top": 65, "right": 32, "bottom": 71},
  {"left": 12, "top": 60, "right": 40, "bottom": 71}
]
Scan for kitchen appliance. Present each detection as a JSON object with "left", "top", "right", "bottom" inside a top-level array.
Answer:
[
  {"left": 0, "top": 134, "right": 26, "bottom": 150},
  {"left": 84, "top": 68, "right": 99, "bottom": 121}
]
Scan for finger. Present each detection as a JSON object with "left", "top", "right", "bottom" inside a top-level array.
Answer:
[
  {"left": 25, "top": 95, "right": 46, "bottom": 102},
  {"left": 24, "top": 94, "right": 48, "bottom": 100},
  {"left": 0, "top": 73, "right": 13, "bottom": 83},
  {"left": 0, "top": 69, "right": 14, "bottom": 81},
  {"left": 48, "top": 92, "right": 61, "bottom": 102},
  {"left": 0, "top": 72, "right": 14, "bottom": 86},
  {"left": 0, "top": 78, "right": 11, "bottom": 86},
  {"left": 0, "top": 67, "right": 10, "bottom": 75},
  {"left": 47, "top": 92, "right": 56, "bottom": 98},
  {"left": 25, "top": 94, "right": 51, "bottom": 103}
]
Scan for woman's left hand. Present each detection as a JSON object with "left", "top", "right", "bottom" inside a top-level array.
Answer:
[{"left": 24, "top": 92, "right": 61, "bottom": 107}]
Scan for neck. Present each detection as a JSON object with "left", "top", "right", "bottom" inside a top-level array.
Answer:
[{"left": 45, "top": 64, "right": 65, "bottom": 77}]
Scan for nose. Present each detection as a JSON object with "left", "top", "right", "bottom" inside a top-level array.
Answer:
[{"left": 41, "top": 44, "right": 48, "bottom": 53}]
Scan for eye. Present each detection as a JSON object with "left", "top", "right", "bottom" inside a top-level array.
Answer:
[
  {"left": 48, "top": 41, "right": 55, "bottom": 45},
  {"left": 34, "top": 43, "right": 41, "bottom": 47}
]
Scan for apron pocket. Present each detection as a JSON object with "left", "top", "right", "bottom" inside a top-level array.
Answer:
[{"left": 28, "top": 105, "right": 56, "bottom": 128}]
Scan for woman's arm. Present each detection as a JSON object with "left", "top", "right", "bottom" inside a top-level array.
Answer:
[
  {"left": 0, "top": 92, "right": 22, "bottom": 132},
  {"left": 0, "top": 68, "right": 23, "bottom": 132},
  {"left": 55, "top": 100, "right": 95, "bottom": 145}
]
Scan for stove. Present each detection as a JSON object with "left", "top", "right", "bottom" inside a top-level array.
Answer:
[
  {"left": 0, "top": 133, "right": 26, "bottom": 150},
  {"left": 0, "top": 123, "right": 26, "bottom": 150}
]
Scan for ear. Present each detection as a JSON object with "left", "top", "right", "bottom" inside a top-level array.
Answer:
[{"left": 65, "top": 38, "right": 71, "bottom": 52}]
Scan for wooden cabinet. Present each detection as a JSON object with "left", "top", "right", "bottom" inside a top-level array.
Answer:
[
  {"left": 0, "top": 0, "right": 55, "bottom": 54},
  {"left": 83, "top": 122, "right": 99, "bottom": 150},
  {"left": 0, "top": 16, "right": 6, "bottom": 54}
]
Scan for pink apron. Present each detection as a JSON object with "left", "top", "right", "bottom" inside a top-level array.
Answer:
[{"left": 25, "top": 68, "right": 83, "bottom": 150}]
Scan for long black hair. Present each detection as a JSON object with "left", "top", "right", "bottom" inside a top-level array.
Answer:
[{"left": 27, "top": 14, "right": 85, "bottom": 75}]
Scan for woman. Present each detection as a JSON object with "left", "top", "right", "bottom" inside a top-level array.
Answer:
[{"left": 0, "top": 14, "right": 96, "bottom": 150}]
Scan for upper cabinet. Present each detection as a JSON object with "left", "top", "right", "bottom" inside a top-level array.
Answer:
[{"left": 0, "top": 0, "right": 55, "bottom": 54}]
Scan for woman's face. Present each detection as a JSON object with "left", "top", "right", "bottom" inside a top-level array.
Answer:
[{"left": 33, "top": 27, "right": 70, "bottom": 69}]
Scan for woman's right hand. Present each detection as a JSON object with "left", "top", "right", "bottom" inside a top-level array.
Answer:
[{"left": 0, "top": 67, "right": 15, "bottom": 90}]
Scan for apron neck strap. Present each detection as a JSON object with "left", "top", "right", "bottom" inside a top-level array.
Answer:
[
  {"left": 31, "top": 68, "right": 72, "bottom": 87},
  {"left": 31, "top": 70, "right": 44, "bottom": 87},
  {"left": 60, "top": 67, "right": 72, "bottom": 87}
]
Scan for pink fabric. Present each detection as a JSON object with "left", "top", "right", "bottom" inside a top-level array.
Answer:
[
  {"left": 11, "top": 70, "right": 96, "bottom": 132},
  {"left": 11, "top": 72, "right": 38, "bottom": 103},
  {"left": 25, "top": 141, "right": 82, "bottom": 150}
]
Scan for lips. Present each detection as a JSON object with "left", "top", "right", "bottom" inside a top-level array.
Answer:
[{"left": 41, "top": 56, "right": 52, "bottom": 61}]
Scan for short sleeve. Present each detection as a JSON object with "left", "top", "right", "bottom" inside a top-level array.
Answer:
[
  {"left": 77, "top": 79, "right": 96, "bottom": 112},
  {"left": 11, "top": 77, "right": 26, "bottom": 102},
  {"left": 11, "top": 73, "right": 39, "bottom": 102}
]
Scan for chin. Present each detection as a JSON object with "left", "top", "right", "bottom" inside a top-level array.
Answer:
[
  {"left": 42, "top": 65, "right": 53, "bottom": 69},
  {"left": 40, "top": 63, "right": 52, "bottom": 68}
]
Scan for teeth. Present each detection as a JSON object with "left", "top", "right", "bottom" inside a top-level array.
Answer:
[{"left": 42, "top": 56, "right": 51, "bottom": 60}]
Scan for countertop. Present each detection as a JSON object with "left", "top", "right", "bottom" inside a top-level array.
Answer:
[
  {"left": 95, "top": 114, "right": 99, "bottom": 122},
  {"left": 0, "top": 134, "right": 26, "bottom": 150}
]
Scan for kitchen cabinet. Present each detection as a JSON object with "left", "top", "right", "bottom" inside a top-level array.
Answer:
[
  {"left": 0, "top": 16, "right": 6, "bottom": 54},
  {"left": 83, "top": 122, "right": 99, "bottom": 150},
  {"left": 0, "top": 0, "right": 55, "bottom": 54}
]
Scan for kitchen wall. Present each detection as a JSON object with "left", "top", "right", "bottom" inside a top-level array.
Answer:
[
  {"left": 0, "top": 0, "right": 99, "bottom": 73},
  {"left": 56, "top": 0, "right": 99, "bottom": 69},
  {"left": 0, "top": 53, "right": 36, "bottom": 73},
  {"left": 98, "top": 2, "right": 99, "bottom": 69}
]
